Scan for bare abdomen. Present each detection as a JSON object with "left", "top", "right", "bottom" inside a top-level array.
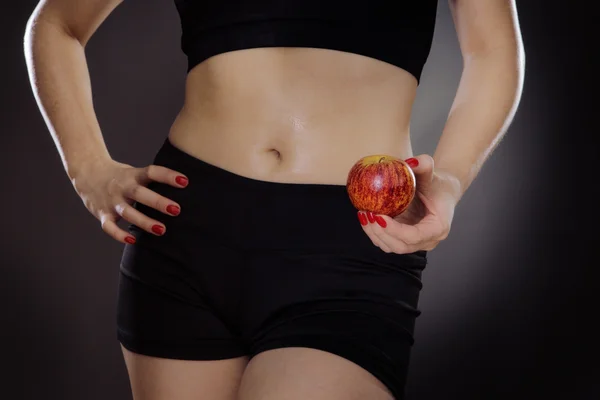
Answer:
[{"left": 168, "top": 48, "right": 418, "bottom": 185}]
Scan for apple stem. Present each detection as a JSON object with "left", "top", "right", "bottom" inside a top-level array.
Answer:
[{"left": 379, "top": 157, "right": 385, "bottom": 163}]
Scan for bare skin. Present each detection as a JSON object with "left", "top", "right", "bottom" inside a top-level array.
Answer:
[
  {"left": 24, "top": 0, "right": 524, "bottom": 398},
  {"left": 121, "top": 349, "right": 249, "bottom": 400},
  {"left": 168, "top": 46, "right": 417, "bottom": 185}
]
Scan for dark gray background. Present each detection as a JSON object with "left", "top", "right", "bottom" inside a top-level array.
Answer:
[{"left": 1, "top": 1, "right": 597, "bottom": 399}]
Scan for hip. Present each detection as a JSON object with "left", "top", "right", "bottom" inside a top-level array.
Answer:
[
  {"left": 129, "top": 137, "right": 425, "bottom": 260},
  {"left": 122, "top": 137, "right": 428, "bottom": 333}
]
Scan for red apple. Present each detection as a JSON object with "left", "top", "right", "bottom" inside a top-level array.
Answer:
[{"left": 346, "top": 155, "right": 416, "bottom": 218}]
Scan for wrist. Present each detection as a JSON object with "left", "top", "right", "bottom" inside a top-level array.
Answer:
[
  {"left": 434, "top": 168, "right": 464, "bottom": 204},
  {"left": 66, "top": 153, "right": 113, "bottom": 183}
]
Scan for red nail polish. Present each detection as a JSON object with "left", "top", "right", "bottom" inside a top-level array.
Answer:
[
  {"left": 367, "top": 212, "right": 375, "bottom": 223},
  {"left": 175, "top": 176, "right": 189, "bottom": 187},
  {"left": 357, "top": 212, "right": 368, "bottom": 226},
  {"left": 374, "top": 215, "right": 387, "bottom": 228},
  {"left": 166, "top": 205, "right": 180, "bottom": 216},
  {"left": 152, "top": 225, "right": 165, "bottom": 235},
  {"left": 125, "top": 236, "right": 136, "bottom": 244},
  {"left": 405, "top": 158, "right": 419, "bottom": 168}
]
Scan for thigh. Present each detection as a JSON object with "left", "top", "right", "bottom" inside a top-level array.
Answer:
[
  {"left": 239, "top": 303, "right": 413, "bottom": 399},
  {"left": 117, "top": 244, "right": 250, "bottom": 400},
  {"left": 237, "top": 347, "right": 393, "bottom": 400},
  {"left": 238, "top": 249, "right": 426, "bottom": 400},
  {"left": 122, "top": 346, "right": 249, "bottom": 400}
]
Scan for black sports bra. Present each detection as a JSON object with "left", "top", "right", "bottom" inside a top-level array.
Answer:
[{"left": 174, "top": 1, "right": 438, "bottom": 83}]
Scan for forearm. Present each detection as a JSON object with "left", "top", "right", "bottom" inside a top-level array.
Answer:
[
  {"left": 24, "top": 13, "right": 111, "bottom": 181},
  {"left": 433, "top": 47, "right": 525, "bottom": 201}
]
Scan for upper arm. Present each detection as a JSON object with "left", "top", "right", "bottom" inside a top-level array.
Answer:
[
  {"left": 28, "top": 0, "right": 124, "bottom": 45},
  {"left": 449, "top": 0, "right": 524, "bottom": 59}
]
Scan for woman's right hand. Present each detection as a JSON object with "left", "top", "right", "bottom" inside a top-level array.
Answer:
[{"left": 71, "top": 158, "right": 189, "bottom": 245}]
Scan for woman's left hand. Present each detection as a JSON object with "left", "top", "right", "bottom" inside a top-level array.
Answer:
[{"left": 358, "top": 154, "right": 461, "bottom": 254}]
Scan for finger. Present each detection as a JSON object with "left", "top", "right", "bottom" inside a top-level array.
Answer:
[
  {"left": 384, "top": 213, "right": 448, "bottom": 252},
  {"left": 138, "top": 165, "right": 189, "bottom": 188},
  {"left": 100, "top": 214, "right": 136, "bottom": 244},
  {"left": 358, "top": 211, "right": 393, "bottom": 253},
  {"left": 365, "top": 211, "right": 397, "bottom": 251},
  {"left": 357, "top": 211, "right": 369, "bottom": 227},
  {"left": 375, "top": 214, "right": 427, "bottom": 245},
  {"left": 116, "top": 203, "right": 166, "bottom": 236},
  {"left": 379, "top": 229, "right": 439, "bottom": 252},
  {"left": 126, "top": 184, "right": 181, "bottom": 216},
  {"left": 369, "top": 221, "right": 416, "bottom": 254},
  {"left": 370, "top": 213, "right": 442, "bottom": 254},
  {"left": 367, "top": 227, "right": 394, "bottom": 253},
  {"left": 420, "top": 240, "right": 440, "bottom": 251},
  {"left": 405, "top": 154, "right": 434, "bottom": 193},
  {"left": 365, "top": 212, "right": 397, "bottom": 252}
]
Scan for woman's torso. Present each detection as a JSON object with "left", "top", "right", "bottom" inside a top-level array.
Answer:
[{"left": 168, "top": 47, "right": 419, "bottom": 185}]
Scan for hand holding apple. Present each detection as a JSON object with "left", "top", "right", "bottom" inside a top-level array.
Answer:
[{"left": 352, "top": 154, "right": 462, "bottom": 254}]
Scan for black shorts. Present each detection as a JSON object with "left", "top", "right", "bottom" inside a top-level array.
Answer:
[{"left": 117, "top": 138, "right": 427, "bottom": 399}]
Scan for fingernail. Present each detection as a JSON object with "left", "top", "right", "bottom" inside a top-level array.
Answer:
[
  {"left": 357, "top": 211, "right": 368, "bottom": 226},
  {"left": 374, "top": 215, "right": 387, "bottom": 228},
  {"left": 175, "top": 176, "right": 188, "bottom": 187},
  {"left": 367, "top": 212, "right": 375, "bottom": 223},
  {"left": 125, "top": 236, "right": 136, "bottom": 244},
  {"left": 405, "top": 158, "right": 419, "bottom": 168},
  {"left": 152, "top": 225, "right": 165, "bottom": 235},
  {"left": 166, "top": 204, "right": 180, "bottom": 216}
]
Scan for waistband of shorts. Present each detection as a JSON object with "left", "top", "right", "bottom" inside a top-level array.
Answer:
[{"left": 152, "top": 137, "right": 424, "bottom": 259}]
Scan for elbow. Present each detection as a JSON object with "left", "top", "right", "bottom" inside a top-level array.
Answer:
[
  {"left": 503, "top": 44, "right": 525, "bottom": 100},
  {"left": 494, "top": 47, "right": 525, "bottom": 96},
  {"left": 499, "top": 39, "right": 526, "bottom": 92}
]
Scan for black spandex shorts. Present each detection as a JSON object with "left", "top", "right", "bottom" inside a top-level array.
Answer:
[{"left": 117, "top": 138, "right": 427, "bottom": 399}]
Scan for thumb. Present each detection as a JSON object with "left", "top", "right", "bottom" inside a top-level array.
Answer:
[{"left": 405, "top": 154, "right": 434, "bottom": 193}]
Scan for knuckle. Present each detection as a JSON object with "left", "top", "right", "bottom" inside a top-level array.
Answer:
[
  {"left": 154, "top": 198, "right": 164, "bottom": 211},
  {"left": 425, "top": 241, "right": 439, "bottom": 251},
  {"left": 369, "top": 238, "right": 380, "bottom": 248},
  {"left": 405, "top": 231, "right": 422, "bottom": 245},
  {"left": 99, "top": 213, "right": 110, "bottom": 225},
  {"left": 134, "top": 166, "right": 151, "bottom": 185},
  {"left": 404, "top": 237, "right": 417, "bottom": 246},
  {"left": 100, "top": 218, "right": 112, "bottom": 233},
  {"left": 114, "top": 203, "right": 127, "bottom": 217},
  {"left": 380, "top": 245, "right": 392, "bottom": 253},
  {"left": 438, "top": 226, "right": 450, "bottom": 240},
  {"left": 107, "top": 176, "right": 130, "bottom": 197},
  {"left": 145, "top": 165, "right": 158, "bottom": 180},
  {"left": 126, "top": 184, "right": 140, "bottom": 198},
  {"left": 390, "top": 243, "right": 404, "bottom": 254}
]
